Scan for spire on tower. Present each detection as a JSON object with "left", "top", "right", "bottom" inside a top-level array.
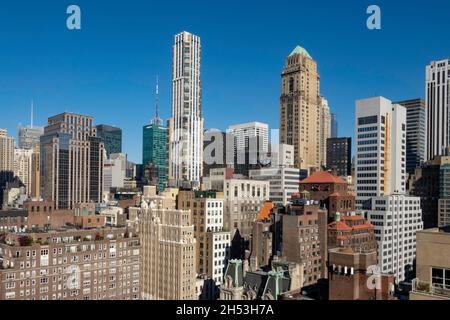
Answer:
[
  {"left": 155, "top": 75, "right": 159, "bottom": 119},
  {"left": 151, "top": 76, "right": 162, "bottom": 126}
]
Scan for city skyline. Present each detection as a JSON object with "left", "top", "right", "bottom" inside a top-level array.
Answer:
[
  {"left": 1, "top": 1, "right": 450, "bottom": 163},
  {"left": 3, "top": 0, "right": 450, "bottom": 305}
]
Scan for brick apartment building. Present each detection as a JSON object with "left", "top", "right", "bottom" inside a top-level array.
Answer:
[
  {"left": 0, "top": 201, "right": 105, "bottom": 232},
  {"left": 328, "top": 247, "right": 395, "bottom": 300},
  {"left": 1, "top": 200, "right": 74, "bottom": 232},
  {"left": 0, "top": 227, "right": 140, "bottom": 300},
  {"left": 299, "top": 171, "right": 355, "bottom": 222},
  {"left": 282, "top": 192, "right": 328, "bottom": 286},
  {"left": 327, "top": 213, "right": 395, "bottom": 300},
  {"left": 328, "top": 213, "right": 377, "bottom": 252}
]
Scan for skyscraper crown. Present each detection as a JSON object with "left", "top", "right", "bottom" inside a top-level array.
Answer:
[{"left": 289, "top": 45, "right": 312, "bottom": 59}]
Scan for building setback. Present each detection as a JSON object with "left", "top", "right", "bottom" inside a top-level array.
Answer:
[
  {"left": 280, "top": 45, "right": 323, "bottom": 171},
  {"left": 354, "top": 97, "right": 407, "bottom": 209},
  {"left": 139, "top": 201, "right": 197, "bottom": 300},
  {"left": 168, "top": 31, "right": 204, "bottom": 188}
]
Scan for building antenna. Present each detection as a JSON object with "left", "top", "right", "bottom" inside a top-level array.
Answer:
[
  {"left": 155, "top": 75, "right": 159, "bottom": 119},
  {"left": 152, "top": 76, "right": 162, "bottom": 125}
]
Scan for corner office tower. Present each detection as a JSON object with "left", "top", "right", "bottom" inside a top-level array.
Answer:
[
  {"left": 40, "top": 113, "right": 104, "bottom": 209},
  {"left": 169, "top": 31, "right": 204, "bottom": 188},
  {"left": 355, "top": 97, "right": 407, "bottom": 209}
]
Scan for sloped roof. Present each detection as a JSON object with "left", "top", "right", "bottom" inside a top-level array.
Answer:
[
  {"left": 257, "top": 201, "right": 274, "bottom": 221},
  {"left": 328, "top": 221, "right": 352, "bottom": 231},
  {"left": 289, "top": 45, "right": 312, "bottom": 59},
  {"left": 300, "top": 171, "right": 347, "bottom": 184}
]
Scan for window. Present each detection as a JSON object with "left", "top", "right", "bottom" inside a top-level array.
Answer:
[
  {"left": 432, "top": 267, "right": 450, "bottom": 289},
  {"left": 358, "top": 116, "right": 378, "bottom": 126}
]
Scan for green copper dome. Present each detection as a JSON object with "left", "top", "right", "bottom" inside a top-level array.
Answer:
[{"left": 289, "top": 45, "right": 312, "bottom": 59}]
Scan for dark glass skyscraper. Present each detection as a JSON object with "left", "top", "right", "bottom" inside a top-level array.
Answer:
[
  {"left": 395, "top": 99, "right": 426, "bottom": 174},
  {"left": 143, "top": 123, "right": 168, "bottom": 192},
  {"left": 142, "top": 78, "right": 168, "bottom": 192},
  {"left": 96, "top": 124, "right": 122, "bottom": 156},
  {"left": 326, "top": 137, "right": 351, "bottom": 177}
]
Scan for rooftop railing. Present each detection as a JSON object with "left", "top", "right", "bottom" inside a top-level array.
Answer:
[{"left": 412, "top": 278, "right": 450, "bottom": 299}]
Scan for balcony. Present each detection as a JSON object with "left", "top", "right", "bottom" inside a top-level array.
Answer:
[{"left": 411, "top": 278, "right": 450, "bottom": 300}]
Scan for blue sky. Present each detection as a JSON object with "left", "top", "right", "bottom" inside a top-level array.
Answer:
[{"left": 0, "top": 0, "right": 449, "bottom": 162}]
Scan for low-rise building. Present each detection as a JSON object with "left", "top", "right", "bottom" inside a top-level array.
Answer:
[
  {"left": 410, "top": 228, "right": 450, "bottom": 300},
  {"left": 220, "top": 258, "right": 303, "bottom": 300},
  {"left": 328, "top": 247, "right": 395, "bottom": 300}
]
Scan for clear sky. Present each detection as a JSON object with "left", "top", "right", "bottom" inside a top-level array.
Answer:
[{"left": 0, "top": 0, "right": 449, "bottom": 163}]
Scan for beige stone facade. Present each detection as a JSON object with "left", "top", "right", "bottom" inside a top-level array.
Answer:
[
  {"left": 139, "top": 201, "right": 197, "bottom": 300},
  {"left": 177, "top": 190, "right": 229, "bottom": 283},
  {"left": 410, "top": 228, "right": 450, "bottom": 300},
  {"left": 280, "top": 46, "right": 321, "bottom": 171},
  {"left": 13, "top": 148, "right": 33, "bottom": 196}
]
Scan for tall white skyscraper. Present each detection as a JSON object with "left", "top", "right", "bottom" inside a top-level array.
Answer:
[
  {"left": 426, "top": 59, "right": 450, "bottom": 160},
  {"left": 355, "top": 97, "right": 407, "bottom": 209},
  {"left": 169, "top": 31, "right": 204, "bottom": 188},
  {"left": 355, "top": 97, "right": 423, "bottom": 283}
]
